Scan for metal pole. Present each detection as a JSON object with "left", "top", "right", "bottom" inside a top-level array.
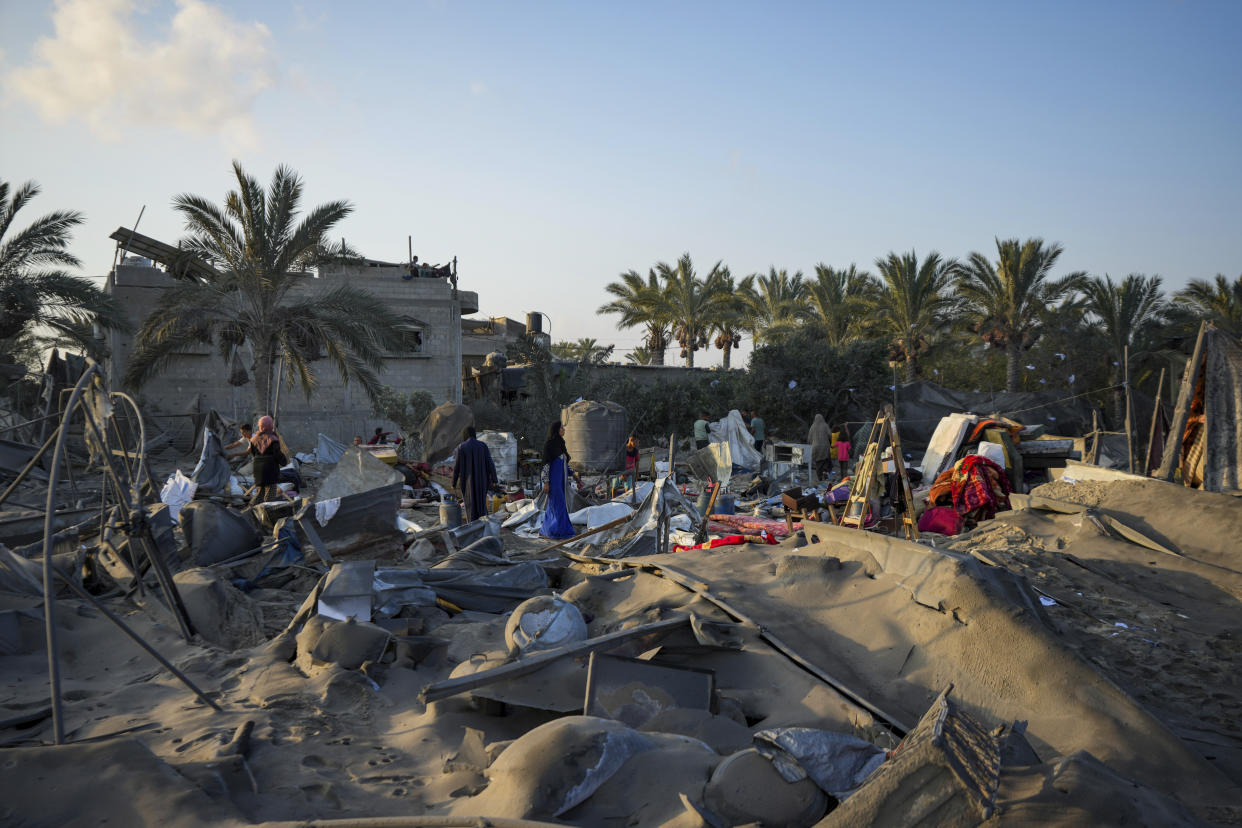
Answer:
[
  {"left": 51, "top": 565, "right": 222, "bottom": 712},
  {"left": 41, "top": 363, "right": 100, "bottom": 744},
  {"left": 0, "top": 425, "right": 62, "bottom": 507}
]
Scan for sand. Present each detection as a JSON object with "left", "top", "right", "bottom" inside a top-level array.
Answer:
[{"left": 1, "top": 476, "right": 1240, "bottom": 826}]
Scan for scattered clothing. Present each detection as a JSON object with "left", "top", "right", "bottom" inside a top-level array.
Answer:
[{"left": 673, "top": 533, "right": 778, "bottom": 553}]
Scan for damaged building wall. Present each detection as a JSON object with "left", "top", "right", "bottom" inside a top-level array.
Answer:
[{"left": 104, "top": 261, "right": 479, "bottom": 449}]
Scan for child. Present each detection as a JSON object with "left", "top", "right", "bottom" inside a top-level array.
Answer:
[{"left": 835, "top": 427, "right": 852, "bottom": 478}]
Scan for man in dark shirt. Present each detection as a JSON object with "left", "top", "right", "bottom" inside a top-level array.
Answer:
[{"left": 451, "top": 426, "right": 498, "bottom": 521}]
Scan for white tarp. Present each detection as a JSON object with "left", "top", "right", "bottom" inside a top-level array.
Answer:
[
  {"left": 711, "top": 409, "right": 762, "bottom": 470},
  {"left": 569, "top": 502, "right": 635, "bottom": 528},
  {"left": 479, "top": 431, "right": 518, "bottom": 482}
]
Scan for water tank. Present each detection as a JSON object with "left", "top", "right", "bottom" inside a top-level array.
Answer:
[
  {"left": 561, "top": 400, "right": 627, "bottom": 473},
  {"left": 526, "top": 312, "right": 542, "bottom": 335}
]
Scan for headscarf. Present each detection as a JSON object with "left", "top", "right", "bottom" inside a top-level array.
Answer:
[
  {"left": 543, "top": 420, "right": 568, "bottom": 465},
  {"left": 251, "top": 415, "right": 277, "bottom": 453}
]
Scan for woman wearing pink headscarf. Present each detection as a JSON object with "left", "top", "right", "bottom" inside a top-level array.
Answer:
[{"left": 249, "top": 415, "right": 287, "bottom": 503}]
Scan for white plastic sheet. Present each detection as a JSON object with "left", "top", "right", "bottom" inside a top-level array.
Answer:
[
  {"left": 478, "top": 431, "right": 518, "bottom": 482},
  {"left": 315, "top": 433, "right": 349, "bottom": 464},
  {"left": 711, "top": 409, "right": 763, "bottom": 470},
  {"left": 159, "top": 470, "right": 197, "bottom": 523}
]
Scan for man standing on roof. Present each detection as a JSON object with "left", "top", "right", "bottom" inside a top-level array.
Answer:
[{"left": 452, "top": 426, "right": 497, "bottom": 522}]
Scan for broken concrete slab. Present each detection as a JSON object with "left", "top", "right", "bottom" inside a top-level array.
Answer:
[{"left": 318, "top": 446, "right": 403, "bottom": 500}]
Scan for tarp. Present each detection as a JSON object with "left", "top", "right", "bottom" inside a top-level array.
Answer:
[
  {"left": 478, "top": 431, "right": 518, "bottom": 481},
  {"left": 316, "top": 433, "right": 349, "bottom": 464},
  {"left": 711, "top": 410, "right": 762, "bottom": 470},
  {"left": 190, "top": 428, "right": 233, "bottom": 493},
  {"left": 891, "top": 381, "right": 1097, "bottom": 452},
  {"left": 420, "top": 402, "right": 473, "bottom": 465}
]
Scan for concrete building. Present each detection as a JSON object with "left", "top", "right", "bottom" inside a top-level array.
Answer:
[{"left": 104, "top": 239, "right": 478, "bottom": 451}]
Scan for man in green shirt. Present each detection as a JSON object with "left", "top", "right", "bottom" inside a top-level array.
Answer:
[
  {"left": 750, "top": 411, "right": 766, "bottom": 452},
  {"left": 693, "top": 411, "right": 710, "bottom": 450}
]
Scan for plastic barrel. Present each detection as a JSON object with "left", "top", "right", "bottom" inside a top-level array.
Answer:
[
  {"left": 716, "top": 493, "right": 736, "bottom": 515},
  {"left": 439, "top": 501, "right": 462, "bottom": 529}
]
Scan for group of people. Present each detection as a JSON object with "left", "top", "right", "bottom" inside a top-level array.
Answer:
[
  {"left": 447, "top": 420, "right": 583, "bottom": 542},
  {"left": 224, "top": 416, "right": 289, "bottom": 502},
  {"left": 809, "top": 414, "right": 852, "bottom": 481}
]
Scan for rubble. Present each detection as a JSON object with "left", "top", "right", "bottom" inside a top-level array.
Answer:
[{"left": 2, "top": 364, "right": 1240, "bottom": 827}]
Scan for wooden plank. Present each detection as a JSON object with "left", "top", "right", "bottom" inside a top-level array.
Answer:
[
  {"left": 539, "top": 512, "right": 633, "bottom": 554},
  {"left": 1015, "top": 439, "right": 1075, "bottom": 456},
  {"left": 419, "top": 615, "right": 689, "bottom": 703},
  {"left": 1157, "top": 321, "right": 1208, "bottom": 481}
]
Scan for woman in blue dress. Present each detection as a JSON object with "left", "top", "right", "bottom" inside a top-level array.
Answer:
[{"left": 540, "top": 420, "right": 577, "bottom": 539}]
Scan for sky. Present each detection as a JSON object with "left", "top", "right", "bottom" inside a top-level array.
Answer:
[{"left": 2, "top": 0, "right": 1240, "bottom": 367}]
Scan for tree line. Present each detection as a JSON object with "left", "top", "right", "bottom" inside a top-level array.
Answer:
[
  {"left": 3, "top": 166, "right": 1240, "bottom": 439},
  {"left": 599, "top": 246, "right": 1242, "bottom": 412}
]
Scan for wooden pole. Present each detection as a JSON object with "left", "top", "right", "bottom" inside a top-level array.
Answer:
[
  {"left": 1124, "top": 345, "right": 1134, "bottom": 474},
  {"left": 1157, "top": 321, "right": 1209, "bottom": 481},
  {"left": 1088, "top": 409, "right": 1101, "bottom": 464},
  {"left": 1143, "top": 367, "right": 1166, "bottom": 477}
]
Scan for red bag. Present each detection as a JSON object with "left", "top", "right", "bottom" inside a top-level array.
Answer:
[{"left": 918, "top": 506, "right": 963, "bottom": 536}]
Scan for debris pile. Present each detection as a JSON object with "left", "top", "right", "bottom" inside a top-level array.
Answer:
[{"left": 1, "top": 371, "right": 1239, "bottom": 826}]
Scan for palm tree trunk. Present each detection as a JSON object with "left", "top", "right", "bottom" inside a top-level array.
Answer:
[
  {"left": 905, "top": 354, "right": 916, "bottom": 383},
  {"left": 721, "top": 342, "right": 732, "bottom": 370},
  {"left": 253, "top": 345, "right": 274, "bottom": 417},
  {"left": 647, "top": 328, "right": 665, "bottom": 366},
  {"left": 1006, "top": 342, "right": 1021, "bottom": 393}
]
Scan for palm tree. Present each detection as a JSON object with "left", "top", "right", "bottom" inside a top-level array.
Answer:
[
  {"left": 625, "top": 347, "right": 653, "bottom": 365},
  {"left": 807, "top": 264, "right": 877, "bottom": 348},
  {"left": 657, "top": 253, "right": 727, "bottom": 367},
  {"left": 748, "top": 267, "right": 809, "bottom": 345},
  {"left": 598, "top": 268, "right": 671, "bottom": 366},
  {"left": 957, "top": 238, "right": 1084, "bottom": 392},
  {"left": 708, "top": 272, "right": 755, "bottom": 370},
  {"left": 552, "top": 337, "right": 613, "bottom": 363},
  {"left": 872, "top": 250, "right": 960, "bottom": 381},
  {"left": 124, "top": 162, "right": 421, "bottom": 415},
  {"left": 1173, "top": 273, "right": 1242, "bottom": 337},
  {"left": 0, "top": 178, "right": 126, "bottom": 362},
  {"left": 1079, "top": 273, "right": 1167, "bottom": 424}
]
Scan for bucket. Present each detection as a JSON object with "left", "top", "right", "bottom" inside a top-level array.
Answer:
[
  {"left": 439, "top": 501, "right": 462, "bottom": 529},
  {"left": 715, "top": 494, "right": 736, "bottom": 515}
]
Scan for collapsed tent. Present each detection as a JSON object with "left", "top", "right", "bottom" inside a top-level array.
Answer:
[{"left": 1158, "top": 322, "right": 1242, "bottom": 492}]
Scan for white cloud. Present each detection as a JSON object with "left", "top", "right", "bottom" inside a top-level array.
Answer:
[{"left": 5, "top": 0, "right": 275, "bottom": 146}]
